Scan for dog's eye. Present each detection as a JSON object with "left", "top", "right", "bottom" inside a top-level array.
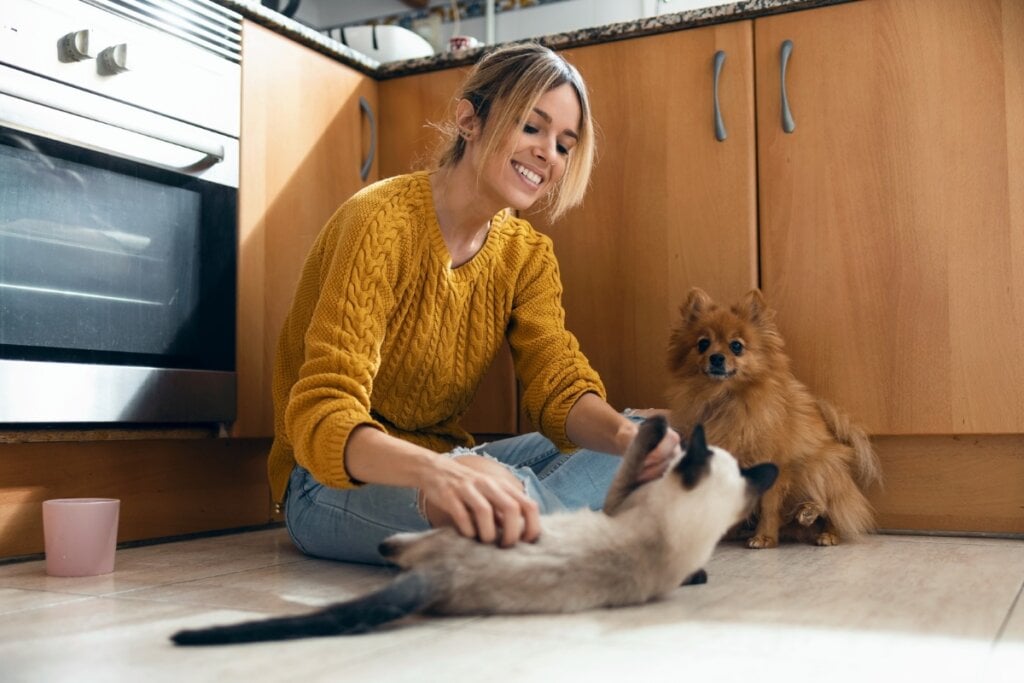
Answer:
[
  {"left": 729, "top": 340, "right": 744, "bottom": 356},
  {"left": 697, "top": 338, "right": 711, "bottom": 353}
]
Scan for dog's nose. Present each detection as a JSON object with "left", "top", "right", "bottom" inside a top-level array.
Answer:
[{"left": 710, "top": 353, "right": 725, "bottom": 368}]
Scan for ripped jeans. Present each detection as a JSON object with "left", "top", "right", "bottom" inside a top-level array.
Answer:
[{"left": 284, "top": 414, "right": 644, "bottom": 565}]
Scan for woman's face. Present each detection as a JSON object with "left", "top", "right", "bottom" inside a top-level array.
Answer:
[{"left": 476, "top": 83, "right": 582, "bottom": 213}]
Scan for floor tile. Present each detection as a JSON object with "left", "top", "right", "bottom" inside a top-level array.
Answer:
[
  {"left": 120, "top": 558, "right": 397, "bottom": 614},
  {"left": 0, "top": 594, "right": 456, "bottom": 683},
  {"left": 0, "top": 528, "right": 1019, "bottom": 683},
  {"left": 0, "top": 587, "right": 92, "bottom": 616},
  {"left": 0, "top": 529, "right": 303, "bottom": 597}
]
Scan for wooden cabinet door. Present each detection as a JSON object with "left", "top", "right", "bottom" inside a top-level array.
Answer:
[
  {"left": 378, "top": 68, "right": 518, "bottom": 436},
  {"left": 528, "top": 22, "right": 758, "bottom": 412},
  {"left": 234, "top": 21, "right": 378, "bottom": 437},
  {"left": 378, "top": 68, "right": 467, "bottom": 178},
  {"left": 756, "top": 0, "right": 1024, "bottom": 434}
]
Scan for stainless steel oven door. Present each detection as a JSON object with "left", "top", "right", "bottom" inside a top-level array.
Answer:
[{"left": 0, "top": 65, "right": 237, "bottom": 424}]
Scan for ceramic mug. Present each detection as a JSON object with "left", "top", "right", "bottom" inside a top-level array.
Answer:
[{"left": 42, "top": 498, "right": 120, "bottom": 577}]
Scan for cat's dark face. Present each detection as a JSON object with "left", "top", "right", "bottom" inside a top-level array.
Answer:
[
  {"left": 676, "top": 423, "right": 776, "bottom": 487},
  {"left": 670, "top": 422, "right": 777, "bottom": 523}
]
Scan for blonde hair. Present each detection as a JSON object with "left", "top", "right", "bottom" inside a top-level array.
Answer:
[{"left": 435, "top": 42, "right": 595, "bottom": 221}]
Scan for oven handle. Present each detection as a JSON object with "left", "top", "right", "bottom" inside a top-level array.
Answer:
[{"left": 0, "top": 77, "right": 224, "bottom": 172}]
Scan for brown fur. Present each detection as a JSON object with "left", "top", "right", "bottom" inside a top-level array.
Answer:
[{"left": 665, "top": 287, "right": 882, "bottom": 548}]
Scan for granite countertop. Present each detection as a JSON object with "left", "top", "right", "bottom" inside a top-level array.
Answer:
[{"left": 216, "top": 0, "right": 853, "bottom": 80}]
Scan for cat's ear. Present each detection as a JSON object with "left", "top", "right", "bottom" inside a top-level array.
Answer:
[
  {"left": 631, "top": 414, "right": 668, "bottom": 457},
  {"left": 681, "top": 288, "right": 714, "bottom": 322},
  {"left": 675, "top": 423, "right": 712, "bottom": 489},
  {"left": 741, "top": 463, "right": 779, "bottom": 495},
  {"left": 603, "top": 415, "right": 667, "bottom": 515}
]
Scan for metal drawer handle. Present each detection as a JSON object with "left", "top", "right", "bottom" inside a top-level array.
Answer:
[
  {"left": 713, "top": 50, "right": 727, "bottom": 142},
  {"left": 780, "top": 39, "right": 795, "bottom": 134},
  {"left": 359, "top": 96, "right": 376, "bottom": 182}
]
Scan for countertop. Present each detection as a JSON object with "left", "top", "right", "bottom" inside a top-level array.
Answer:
[{"left": 216, "top": 0, "right": 854, "bottom": 80}]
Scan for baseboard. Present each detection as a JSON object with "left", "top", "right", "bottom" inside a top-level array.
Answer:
[
  {"left": 0, "top": 437, "right": 273, "bottom": 559},
  {"left": 869, "top": 433, "right": 1024, "bottom": 535},
  {"left": 3, "top": 431, "right": 1020, "bottom": 560}
]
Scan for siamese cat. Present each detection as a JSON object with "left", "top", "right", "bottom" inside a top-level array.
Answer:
[{"left": 171, "top": 417, "right": 777, "bottom": 646}]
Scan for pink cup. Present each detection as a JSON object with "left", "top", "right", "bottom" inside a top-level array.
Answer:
[{"left": 42, "top": 498, "right": 120, "bottom": 577}]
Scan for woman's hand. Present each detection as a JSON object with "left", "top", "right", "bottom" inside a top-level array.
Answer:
[
  {"left": 565, "top": 395, "right": 680, "bottom": 483},
  {"left": 418, "top": 454, "right": 541, "bottom": 548},
  {"left": 343, "top": 426, "right": 541, "bottom": 548}
]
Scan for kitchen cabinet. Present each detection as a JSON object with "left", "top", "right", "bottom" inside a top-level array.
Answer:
[
  {"left": 538, "top": 0, "right": 1021, "bottom": 532},
  {"left": 752, "top": 0, "right": 1024, "bottom": 533},
  {"left": 227, "top": 0, "right": 1022, "bottom": 533},
  {"left": 235, "top": 20, "right": 379, "bottom": 437},
  {"left": 529, "top": 22, "right": 759, "bottom": 413},
  {"left": 755, "top": 0, "right": 1024, "bottom": 435},
  {"left": 378, "top": 68, "right": 467, "bottom": 178}
]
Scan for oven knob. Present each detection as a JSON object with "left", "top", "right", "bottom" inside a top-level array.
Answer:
[
  {"left": 58, "top": 29, "right": 95, "bottom": 62},
  {"left": 97, "top": 43, "right": 129, "bottom": 75}
]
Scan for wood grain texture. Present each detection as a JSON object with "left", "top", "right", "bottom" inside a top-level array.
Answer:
[
  {"left": 378, "top": 67, "right": 468, "bottom": 177},
  {"left": 871, "top": 434, "right": 1024, "bottom": 534},
  {"left": 756, "top": 0, "right": 1024, "bottom": 434},
  {"left": 529, "top": 23, "right": 759, "bottom": 411},
  {"left": 235, "top": 21, "right": 379, "bottom": 437},
  {"left": 0, "top": 438, "right": 272, "bottom": 559}
]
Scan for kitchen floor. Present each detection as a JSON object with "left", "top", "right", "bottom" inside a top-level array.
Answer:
[{"left": 0, "top": 528, "right": 1021, "bottom": 683}]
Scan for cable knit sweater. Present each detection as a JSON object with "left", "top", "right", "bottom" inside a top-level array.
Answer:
[{"left": 267, "top": 171, "right": 605, "bottom": 504}]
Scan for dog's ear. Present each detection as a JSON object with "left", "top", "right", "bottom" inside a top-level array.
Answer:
[
  {"left": 736, "top": 288, "right": 774, "bottom": 326},
  {"left": 682, "top": 288, "right": 714, "bottom": 323},
  {"left": 675, "top": 423, "right": 712, "bottom": 489}
]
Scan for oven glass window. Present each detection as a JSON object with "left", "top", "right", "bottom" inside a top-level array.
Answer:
[{"left": 0, "top": 128, "right": 235, "bottom": 371}]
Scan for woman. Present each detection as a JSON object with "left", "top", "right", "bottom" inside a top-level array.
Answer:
[{"left": 269, "top": 42, "right": 679, "bottom": 565}]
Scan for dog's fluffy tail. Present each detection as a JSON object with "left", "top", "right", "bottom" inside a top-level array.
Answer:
[
  {"left": 816, "top": 397, "right": 882, "bottom": 490},
  {"left": 170, "top": 571, "right": 434, "bottom": 646}
]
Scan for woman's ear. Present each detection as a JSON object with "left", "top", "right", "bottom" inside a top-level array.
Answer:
[{"left": 454, "top": 98, "right": 480, "bottom": 140}]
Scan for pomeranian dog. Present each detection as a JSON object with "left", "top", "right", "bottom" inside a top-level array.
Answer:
[{"left": 666, "top": 287, "right": 882, "bottom": 548}]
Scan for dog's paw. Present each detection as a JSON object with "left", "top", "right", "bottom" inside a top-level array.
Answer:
[
  {"left": 815, "top": 532, "right": 840, "bottom": 546},
  {"left": 795, "top": 502, "right": 823, "bottom": 527},
  {"left": 747, "top": 535, "right": 779, "bottom": 549}
]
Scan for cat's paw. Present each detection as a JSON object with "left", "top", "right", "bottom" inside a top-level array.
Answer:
[
  {"left": 815, "top": 532, "right": 840, "bottom": 546},
  {"left": 795, "top": 502, "right": 823, "bottom": 527},
  {"left": 681, "top": 568, "right": 708, "bottom": 586},
  {"left": 747, "top": 535, "right": 778, "bottom": 549}
]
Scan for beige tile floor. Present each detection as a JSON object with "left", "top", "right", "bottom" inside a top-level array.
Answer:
[{"left": 0, "top": 527, "right": 1021, "bottom": 683}]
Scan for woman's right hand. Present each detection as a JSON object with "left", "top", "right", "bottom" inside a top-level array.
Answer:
[
  {"left": 343, "top": 426, "right": 541, "bottom": 547},
  {"left": 418, "top": 454, "right": 541, "bottom": 548}
]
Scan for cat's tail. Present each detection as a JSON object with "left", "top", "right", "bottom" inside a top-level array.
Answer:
[
  {"left": 815, "top": 397, "right": 882, "bottom": 490},
  {"left": 170, "top": 571, "right": 434, "bottom": 646}
]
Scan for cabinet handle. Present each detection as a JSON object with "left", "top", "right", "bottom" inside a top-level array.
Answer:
[
  {"left": 359, "top": 95, "right": 376, "bottom": 181},
  {"left": 713, "top": 50, "right": 727, "bottom": 142},
  {"left": 780, "top": 39, "right": 795, "bottom": 134}
]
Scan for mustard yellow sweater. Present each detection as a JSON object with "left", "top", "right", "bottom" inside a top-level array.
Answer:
[{"left": 268, "top": 172, "right": 605, "bottom": 504}]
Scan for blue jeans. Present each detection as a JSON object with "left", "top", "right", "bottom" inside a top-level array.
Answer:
[{"left": 284, "top": 417, "right": 641, "bottom": 565}]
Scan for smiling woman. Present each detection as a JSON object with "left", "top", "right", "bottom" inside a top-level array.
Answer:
[{"left": 267, "top": 42, "right": 680, "bottom": 567}]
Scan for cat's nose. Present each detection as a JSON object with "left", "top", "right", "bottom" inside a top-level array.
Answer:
[{"left": 710, "top": 354, "right": 726, "bottom": 369}]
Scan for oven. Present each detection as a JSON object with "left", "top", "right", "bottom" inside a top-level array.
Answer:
[{"left": 0, "top": 0, "right": 241, "bottom": 424}]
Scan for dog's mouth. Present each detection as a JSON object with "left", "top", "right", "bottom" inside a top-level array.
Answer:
[{"left": 704, "top": 367, "right": 737, "bottom": 380}]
